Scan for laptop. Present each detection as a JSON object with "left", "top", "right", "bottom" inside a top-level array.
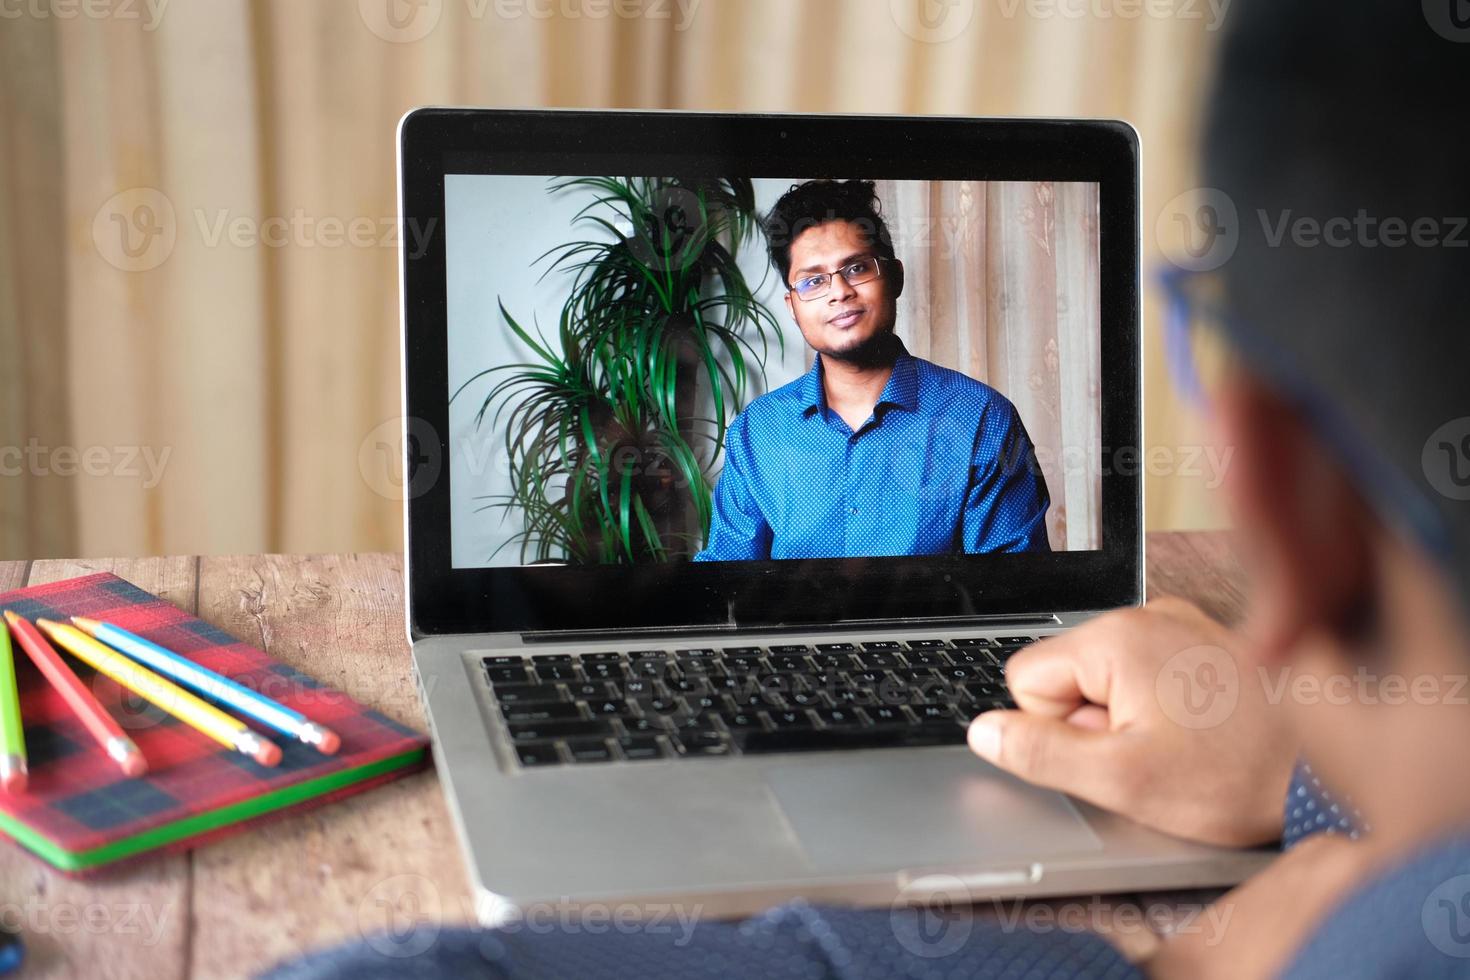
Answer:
[{"left": 396, "top": 108, "right": 1269, "bottom": 923}]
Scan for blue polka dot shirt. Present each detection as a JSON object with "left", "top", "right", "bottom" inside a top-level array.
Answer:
[{"left": 694, "top": 340, "right": 1051, "bottom": 561}]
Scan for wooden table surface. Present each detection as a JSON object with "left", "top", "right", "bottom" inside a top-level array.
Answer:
[{"left": 0, "top": 531, "right": 1247, "bottom": 979}]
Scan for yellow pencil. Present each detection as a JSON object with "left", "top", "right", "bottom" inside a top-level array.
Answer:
[{"left": 35, "top": 620, "right": 281, "bottom": 767}]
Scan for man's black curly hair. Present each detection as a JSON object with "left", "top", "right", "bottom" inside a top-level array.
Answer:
[{"left": 763, "top": 179, "right": 896, "bottom": 286}]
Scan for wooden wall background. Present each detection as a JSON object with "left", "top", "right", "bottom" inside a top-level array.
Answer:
[{"left": 0, "top": 0, "right": 1228, "bottom": 561}]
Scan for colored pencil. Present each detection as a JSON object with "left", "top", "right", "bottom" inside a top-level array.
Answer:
[
  {"left": 0, "top": 616, "right": 26, "bottom": 792},
  {"left": 3, "top": 611, "right": 146, "bottom": 778},
  {"left": 35, "top": 620, "right": 281, "bottom": 768},
  {"left": 71, "top": 617, "right": 340, "bottom": 755}
]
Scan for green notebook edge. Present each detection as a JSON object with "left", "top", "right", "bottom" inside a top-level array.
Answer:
[{"left": 0, "top": 746, "right": 426, "bottom": 872}]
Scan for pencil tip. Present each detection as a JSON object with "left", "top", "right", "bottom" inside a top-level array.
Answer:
[
  {"left": 1, "top": 610, "right": 15, "bottom": 625},
  {"left": 255, "top": 742, "right": 283, "bottom": 767},
  {"left": 70, "top": 616, "right": 99, "bottom": 634}
]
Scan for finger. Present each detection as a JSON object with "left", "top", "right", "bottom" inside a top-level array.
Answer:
[
  {"left": 1065, "top": 704, "right": 1109, "bottom": 731},
  {"left": 1004, "top": 635, "right": 1115, "bottom": 719},
  {"left": 967, "top": 710, "right": 1129, "bottom": 806}
]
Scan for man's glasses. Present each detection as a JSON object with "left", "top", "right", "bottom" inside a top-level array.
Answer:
[{"left": 788, "top": 256, "right": 886, "bottom": 302}]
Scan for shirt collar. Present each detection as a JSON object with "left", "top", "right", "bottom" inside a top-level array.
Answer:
[{"left": 798, "top": 338, "right": 920, "bottom": 418}]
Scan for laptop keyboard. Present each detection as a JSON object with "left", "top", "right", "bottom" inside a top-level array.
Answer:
[{"left": 481, "top": 636, "right": 1041, "bottom": 767}]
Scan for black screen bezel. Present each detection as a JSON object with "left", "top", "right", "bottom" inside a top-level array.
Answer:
[{"left": 400, "top": 108, "right": 1141, "bottom": 638}]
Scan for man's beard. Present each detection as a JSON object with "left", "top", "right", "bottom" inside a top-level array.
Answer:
[{"left": 819, "top": 326, "right": 901, "bottom": 369}]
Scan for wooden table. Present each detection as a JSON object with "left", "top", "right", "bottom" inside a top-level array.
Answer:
[{"left": 0, "top": 532, "right": 1247, "bottom": 979}]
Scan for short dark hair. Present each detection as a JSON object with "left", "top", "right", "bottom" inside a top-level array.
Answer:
[
  {"left": 1203, "top": 0, "right": 1470, "bottom": 604},
  {"left": 763, "top": 179, "right": 896, "bottom": 285}
]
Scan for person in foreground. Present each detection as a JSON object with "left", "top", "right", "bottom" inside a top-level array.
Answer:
[
  {"left": 693, "top": 178, "right": 1051, "bottom": 561},
  {"left": 267, "top": 2, "right": 1469, "bottom": 976}
]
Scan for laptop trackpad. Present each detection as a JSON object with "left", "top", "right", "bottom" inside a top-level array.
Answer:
[{"left": 766, "top": 750, "right": 1103, "bottom": 874}]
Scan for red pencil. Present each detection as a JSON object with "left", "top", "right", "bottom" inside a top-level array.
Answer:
[{"left": 2, "top": 611, "right": 147, "bottom": 778}]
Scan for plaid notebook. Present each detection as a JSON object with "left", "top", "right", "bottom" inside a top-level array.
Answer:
[{"left": 0, "top": 572, "right": 429, "bottom": 874}]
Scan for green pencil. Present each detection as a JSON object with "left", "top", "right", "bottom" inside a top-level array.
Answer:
[{"left": 0, "top": 619, "right": 25, "bottom": 792}]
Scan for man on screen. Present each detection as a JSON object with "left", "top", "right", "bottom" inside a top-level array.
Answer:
[{"left": 694, "top": 179, "right": 1051, "bottom": 562}]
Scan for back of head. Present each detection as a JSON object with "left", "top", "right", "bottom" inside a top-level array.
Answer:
[{"left": 1204, "top": 0, "right": 1470, "bottom": 604}]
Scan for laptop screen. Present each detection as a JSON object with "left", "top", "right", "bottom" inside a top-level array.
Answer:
[{"left": 444, "top": 174, "right": 1102, "bottom": 570}]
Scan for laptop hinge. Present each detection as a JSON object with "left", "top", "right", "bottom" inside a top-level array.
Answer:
[{"left": 519, "top": 613, "right": 1061, "bottom": 645}]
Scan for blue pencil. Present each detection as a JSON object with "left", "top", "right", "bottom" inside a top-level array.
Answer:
[{"left": 70, "top": 617, "right": 341, "bottom": 754}]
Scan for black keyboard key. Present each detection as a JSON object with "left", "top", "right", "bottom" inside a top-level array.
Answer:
[
  {"left": 861, "top": 641, "right": 901, "bottom": 651},
  {"left": 486, "top": 666, "right": 532, "bottom": 685},
  {"left": 718, "top": 711, "right": 765, "bottom": 731},
  {"left": 950, "top": 637, "right": 995, "bottom": 648},
  {"left": 724, "top": 655, "right": 766, "bottom": 674},
  {"left": 769, "top": 655, "right": 812, "bottom": 672},
  {"left": 621, "top": 678, "right": 662, "bottom": 697},
  {"left": 721, "top": 646, "right": 764, "bottom": 656},
  {"left": 565, "top": 738, "right": 614, "bottom": 763},
  {"left": 514, "top": 743, "right": 562, "bottom": 766},
  {"left": 535, "top": 663, "right": 583, "bottom": 682},
  {"left": 482, "top": 655, "right": 523, "bottom": 666},
  {"left": 674, "top": 732, "right": 731, "bottom": 756},
  {"left": 581, "top": 652, "right": 623, "bottom": 663},
  {"left": 532, "top": 654, "right": 573, "bottom": 664},
  {"left": 675, "top": 648, "right": 719, "bottom": 658},
  {"left": 904, "top": 650, "right": 948, "bottom": 667},
  {"left": 502, "top": 702, "right": 584, "bottom": 722},
  {"left": 735, "top": 722, "right": 966, "bottom": 755},
  {"left": 995, "top": 636, "right": 1039, "bottom": 646},
  {"left": 858, "top": 652, "right": 902, "bottom": 669},
  {"left": 914, "top": 703, "right": 958, "bottom": 722},
  {"left": 769, "top": 644, "right": 811, "bottom": 654},
  {"left": 618, "top": 736, "right": 664, "bottom": 760},
  {"left": 766, "top": 709, "right": 816, "bottom": 730},
  {"left": 583, "top": 662, "right": 627, "bottom": 680},
  {"left": 908, "top": 639, "right": 949, "bottom": 649},
  {"left": 507, "top": 719, "right": 614, "bottom": 741},
  {"left": 623, "top": 716, "right": 670, "bottom": 735},
  {"left": 628, "top": 649, "right": 668, "bottom": 658},
  {"left": 567, "top": 680, "right": 615, "bottom": 700},
  {"left": 814, "top": 707, "right": 864, "bottom": 728},
  {"left": 868, "top": 705, "right": 906, "bottom": 725},
  {"left": 585, "top": 698, "right": 636, "bottom": 717},
  {"left": 493, "top": 683, "right": 567, "bottom": 704},
  {"left": 948, "top": 649, "right": 999, "bottom": 667}
]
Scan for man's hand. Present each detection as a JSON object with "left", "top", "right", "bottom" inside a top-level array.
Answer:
[{"left": 966, "top": 597, "right": 1296, "bottom": 847}]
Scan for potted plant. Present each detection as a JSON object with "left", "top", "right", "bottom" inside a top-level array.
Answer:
[{"left": 453, "top": 176, "right": 784, "bottom": 564}]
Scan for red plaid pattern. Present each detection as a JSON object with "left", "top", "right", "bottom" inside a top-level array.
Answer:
[{"left": 0, "top": 573, "right": 429, "bottom": 873}]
